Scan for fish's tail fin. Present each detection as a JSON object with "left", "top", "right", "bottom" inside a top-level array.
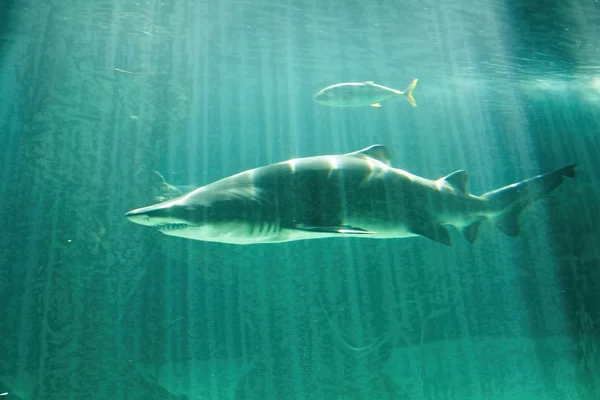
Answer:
[
  {"left": 481, "top": 164, "right": 576, "bottom": 237},
  {"left": 402, "top": 78, "right": 418, "bottom": 107}
]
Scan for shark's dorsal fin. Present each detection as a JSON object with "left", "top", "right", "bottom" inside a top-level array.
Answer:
[
  {"left": 440, "top": 170, "right": 468, "bottom": 193},
  {"left": 346, "top": 144, "right": 392, "bottom": 165}
]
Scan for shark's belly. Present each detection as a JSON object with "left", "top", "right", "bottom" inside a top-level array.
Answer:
[
  {"left": 280, "top": 225, "right": 418, "bottom": 243},
  {"left": 161, "top": 212, "right": 420, "bottom": 244}
]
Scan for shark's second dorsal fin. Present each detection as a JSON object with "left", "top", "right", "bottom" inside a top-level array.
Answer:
[
  {"left": 346, "top": 144, "right": 392, "bottom": 165},
  {"left": 440, "top": 170, "right": 468, "bottom": 193}
]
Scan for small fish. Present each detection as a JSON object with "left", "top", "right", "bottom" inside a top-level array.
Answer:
[
  {"left": 314, "top": 78, "right": 418, "bottom": 108},
  {"left": 151, "top": 171, "right": 197, "bottom": 202}
]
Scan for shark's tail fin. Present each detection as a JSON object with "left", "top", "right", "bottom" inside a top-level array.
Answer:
[
  {"left": 402, "top": 78, "right": 418, "bottom": 107},
  {"left": 481, "top": 164, "right": 576, "bottom": 237}
]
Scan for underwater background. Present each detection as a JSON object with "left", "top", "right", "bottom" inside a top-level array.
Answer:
[{"left": 1, "top": 0, "right": 599, "bottom": 399}]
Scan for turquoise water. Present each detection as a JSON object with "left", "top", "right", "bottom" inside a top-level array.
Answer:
[{"left": 0, "top": 0, "right": 599, "bottom": 399}]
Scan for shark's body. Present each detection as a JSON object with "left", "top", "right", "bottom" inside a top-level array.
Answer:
[{"left": 125, "top": 145, "right": 576, "bottom": 246}]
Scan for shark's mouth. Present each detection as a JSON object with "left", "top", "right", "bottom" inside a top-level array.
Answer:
[{"left": 156, "top": 223, "right": 189, "bottom": 232}]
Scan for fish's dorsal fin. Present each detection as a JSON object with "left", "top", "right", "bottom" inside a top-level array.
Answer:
[
  {"left": 346, "top": 144, "right": 392, "bottom": 165},
  {"left": 440, "top": 170, "right": 468, "bottom": 193}
]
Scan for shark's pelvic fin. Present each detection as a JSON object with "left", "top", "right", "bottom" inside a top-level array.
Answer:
[
  {"left": 411, "top": 223, "right": 452, "bottom": 246},
  {"left": 406, "top": 210, "right": 453, "bottom": 246}
]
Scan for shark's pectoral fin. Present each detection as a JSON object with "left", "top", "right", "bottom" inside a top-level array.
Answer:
[
  {"left": 462, "top": 218, "right": 485, "bottom": 243},
  {"left": 292, "top": 225, "right": 375, "bottom": 235},
  {"left": 409, "top": 221, "right": 453, "bottom": 246}
]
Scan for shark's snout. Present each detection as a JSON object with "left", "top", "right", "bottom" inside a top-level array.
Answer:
[
  {"left": 125, "top": 208, "right": 153, "bottom": 226},
  {"left": 125, "top": 201, "right": 196, "bottom": 232},
  {"left": 125, "top": 202, "right": 174, "bottom": 226}
]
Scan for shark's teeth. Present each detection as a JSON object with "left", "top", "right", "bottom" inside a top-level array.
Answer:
[{"left": 156, "top": 223, "right": 188, "bottom": 232}]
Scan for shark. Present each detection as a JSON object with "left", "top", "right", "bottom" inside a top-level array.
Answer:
[{"left": 125, "top": 145, "right": 576, "bottom": 246}]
